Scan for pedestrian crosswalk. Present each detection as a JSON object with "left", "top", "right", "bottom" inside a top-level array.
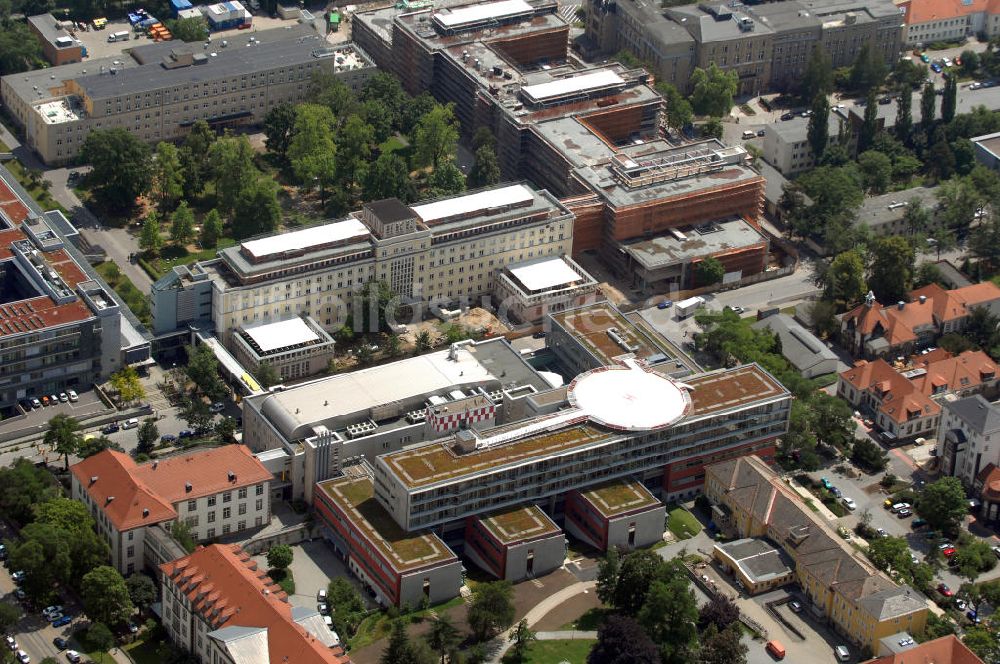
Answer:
[{"left": 559, "top": 3, "right": 579, "bottom": 24}]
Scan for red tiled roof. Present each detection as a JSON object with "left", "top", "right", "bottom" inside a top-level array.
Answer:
[
  {"left": 952, "top": 281, "right": 1000, "bottom": 308},
  {"left": 977, "top": 463, "right": 1000, "bottom": 502},
  {"left": 839, "top": 359, "right": 940, "bottom": 425},
  {"left": 161, "top": 544, "right": 350, "bottom": 664},
  {"left": 70, "top": 446, "right": 273, "bottom": 531},
  {"left": 70, "top": 450, "right": 176, "bottom": 531},
  {"left": 911, "top": 350, "right": 997, "bottom": 396},
  {"left": 863, "top": 634, "right": 984, "bottom": 664},
  {"left": 903, "top": 0, "right": 990, "bottom": 25}
]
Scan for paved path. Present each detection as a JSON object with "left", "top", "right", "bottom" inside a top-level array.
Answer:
[
  {"left": 110, "top": 647, "right": 136, "bottom": 664},
  {"left": 535, "top": 630, "right": 597, "bottom": 640},
  {"left": 486, "top": 580, "right": 597, "bottom": 663}
]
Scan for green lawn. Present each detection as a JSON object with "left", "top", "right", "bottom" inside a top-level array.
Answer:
[
  {"left": 141, "top": 237, "right": 237, "bottom": 280},
  {"left": 348, "top": 595, "right": 466, "bottom": 651},
  {"left": 71, "top": 629, "right": 116, "bottom": 664},
  {"left": 269, "top": 567, "right": 295, "bottom": 595},
  {"left": 123, "top": 638, "right": 164, "bottom": 664},
  {"left": 666, "top": 506, "right": 702, "bottom": 540},
  {"left": 96, "top": 261, "right": 152, "bottom": 327},
  {"left": 504, "top": 639, "right": 596, "bottom": 664}
]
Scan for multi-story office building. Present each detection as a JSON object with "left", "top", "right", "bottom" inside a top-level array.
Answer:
[
  {"left": 0, "top": 164, "right": 144, "bottom": 411},
  {"left": 70, "top": 446, "right": 272, "bottom": 575},
  {"left": 232, "top": 315, "right": 338, "bottom": 383},
  {"left": 938, "top": 395, "right": 1000, "bottom": 488},
  {"left": 0, "top": 25, "right": 375, "bottom": 165},
  {"left": 705, "top": 455, "right": 927, "bottom": 654},
  {"left": 352, "top": 0, "right": 770, "bottom": 258},
  {"left": 372, "top": 359, "right": 790, "bottom": 533},
  {"left": 152, "top": 185, "right": 575, "bottom": 339},
  {"left": 898, "top": 0, "right": 1000, "bottom": 46},
  {"left": 244, "top": 337, "right": 554, "bottom": 502},
  {"left": 585, "top": 0, "right": 903, "bottom": 94},
  {"left": 161, "top": 543, "right": 348, "bottom": 664}
]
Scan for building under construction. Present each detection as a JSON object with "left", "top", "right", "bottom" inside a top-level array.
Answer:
[{"left": 354, "top": 0, "right": 768, "bottom": 278}]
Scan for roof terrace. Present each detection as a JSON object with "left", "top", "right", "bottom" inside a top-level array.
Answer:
[
  {"left": 577, "top": 478, "right": 660, "bottom": 518},
  {"left": 318, "top": 475, "right": 456, "bottom": 572},
  {"left": 551, "top": 302, "right": 674, "bottom": 364},
  {"left": 479, "top": 504, "right": 560, "bottom": 544}
]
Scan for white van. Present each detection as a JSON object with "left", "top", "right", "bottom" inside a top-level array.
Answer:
[
  {"left": 741, "top": 130, "right": 756, "bottom": 140},
  {"left": 107, "top": 30, "right": 129, "bottom": 42},
  {"left": 835, "top": 645, "right": 850, "bottom": 661},
  {"left": 122, "top": 417, "right": 139, "bottom": 429}
]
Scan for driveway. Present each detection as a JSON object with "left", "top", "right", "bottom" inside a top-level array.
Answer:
[{"left": 253, "top": 539, "right": 364, "bottom": 611}]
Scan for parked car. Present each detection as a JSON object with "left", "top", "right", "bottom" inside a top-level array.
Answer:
[
  {"left": 912, "top": 518, "right": 927, "bottom": 528},
  {"left": 789, "top": 600, "right": 802, "bottom": 612},
  {"left": 835, "top": 645, "right": 850, "bottom": 662},
  {"left": 967, "top": 610, "right": 980, "bottom": 624},
  {"left": 841, "top": 496, "right": 857, "bottom": 511},
  {"left": 821, "top": 477, "right": 832, "bottom": 489},
  {"left": 65, "top": 651, "right": 81, "bottom": 664},
  {"left": 876, "top": 528, "right": 887, "bottom": 538},
  {"left": 955, "top": 598, "right": 967, "bottom": 611},
  {"left": 883, "top": 498, "right": 894, "bottom": 509},
  {"left": 30, "top": 398, "right": 41, "bottom": 409},
  {"left": 879, "top": 96, "right": 892, "bottom": 104},
  {"left": 52, "top": 615, "right": 72, "bottom": 628},
  {"left": 102, "top": 422, "right": 120, "bottom": 434},
  {"left": 830, "top": 487, "right": 842, "bottom": 498},
  {"left": 58, "top": 393, "right": 68, "bottom": 403},
  {"left": 931, "top": 62, "right": 942, "bottom": 73},
  {"left": 53, "top": 637, "right": 68, "bottom": 651},
  {"left": 49, "top": 394, "right": 58, "bottom": 406},
  {"left": 937, "top": 583, "right": 953, "bottom": 597},
  {"left": 178, "top": 430, "right": 194, "bottom": 439},
  {"left": 780, "top": 112, "right": 795, "bottom": 121},
  {"left": 942, "top": 546, "right": 957, "bottom": 558},
  {"left": 67, "top": 390, "right": 78, "bottom": 402},
  {"left": 897, "top": 508, "right": 913, "bottom": 518},
  {"left": 992, "top": 545, "right": 1000, "bottom": 559},
  {"left": 122, "top": 418, "right": 139, "bottom": 430},
  {"left": 921, "top": 53, "right": 930, "bottom": 62},
  {"left": 42, "top": 605, "right": 63, "bottom": 619},
  {"left": 318, "top": 603, "right": 330, "bottom": 615},
  {"left": 46, "top": 613, "right": 64, "bottom": 624},
  {"left": 40, "top": 396, "right": 50, "bottom": 407},
  {"left": 11, "top": 571, "right": 26, "bottom": 583},
  {"left": 160, "top": 434, "right": 177, "bottom": 443},
  {"left": 657, "top": 300, "right": 673, "bottom": 309},
  {"left": 209, "top": 402, "right": 225, "bottom": 413},
  {"left": 15, "top": 649, "right": 28, "bottom": 663},
  {"left": 317, "top": 589, "right": 328, "bottom": 602},
  {"left": 4, "top": 636, "right": 16, "bottom": 651}
]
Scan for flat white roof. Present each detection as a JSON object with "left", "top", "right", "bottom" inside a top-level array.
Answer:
[
  {"left": 433, "top": 0, "right": 532, "bottom": 27},
  {"left": 568, "top": 359, "right": 691, "bottom": 431},
  {"left": 240, "top": 218, "right": 369, "bottom": 261},
  {"left": 243, "top": 317, "right": 319, "bottom": 353},
  {"left": 411, "top": 184, "right": 534, "bottom": 225},
  {"left": 521, "top": 70, "right": 625, "bottom": 102},
  {"left": 508, "top": 256, "right": 582, "bottom": 292}
]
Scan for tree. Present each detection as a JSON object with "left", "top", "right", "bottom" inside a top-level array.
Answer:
[
  {"left": 126, "top": 574, "right": 157, "bottom": 616},
  {"left": 327, "top": 577, "right": 365, "bottom": 637},
  {"left": 824, "top": 250, "right": 867, "bottom": 304},
  {"left": 200, "top": 209, "right": 224, "bottom": 249},
  {"left": 214, "top": 416, "right": 237, "bottom": 443},
  {"left": 263, "top": 102, "right": 297, "bottom": 160},
  {"left": 953, "top": 540, "right": 997, "bottom": 583},
  {"left": 920, "top": 83, "right": 937, "bottom": 130},
  {"left": 896, "top": 86, "right": 913, "bottom": 144},
  {"left": 851, "top": 42, "right": 887, "bottom": 93},
  {"left": 152, "top": 142, "right": 185, "bottom": 211},
  {"left": 363, "top": 153, "right": 416, "bottom": 203},
  {"left": 136, "top": 419, "right": 159, "bottom": 457},
  {"left": 267, "top": 544, "right": 294, "bottom": 571},
  {"left": 81, "top": 566, "right": 134, "bottom": 626},
  {"left": 381, "top": 620, "right": 434, "bottom": 664},
  {"left": 596, "top": 546, "right": 620, "bottom": 605},
  {"left": 255, "top": 362, "right": 280, "bottom": 389},
  {"left": 0, "top": 459, "right": 60, "bottom": 526},
  {"left": 698, "top": 624, "right": 747, "bottom": 664},
  {"left": 413, "top": 104, "right": 460, "bottom": 170},
  {"left": 425, "top": 615, "right": 460, "bottom": 664},
  {"left": 427, "top": 161, "right": 466, "bottom": 197},
  {"left": 472, "top": 127, "right": 497, "bottom": 152},
  {"left": 180, "top": 120, "right": 216, "bottom": 196},
  {"left": 111, "top": 366, "right": 146, "bottom": 404},
  {"left": 942, "top": 73, "right": 958, "bottom": 124},
  {"left": 78, "top": 436, "right": 122, "bottom": 459},
  {"left": 469, "top": 145, "right": 501, "bottom": 188},
  {"left": 87, "top": 622, "right": 116, "bottom": 653},
  {"left": 916, "top": 477, "right": 968, "bottom": 535},
  {"left": 508, "top": 620, "right": 535, "bottom": 664},
  {"left": 868, "top": 236, "right": 915, "bottom": 304},
  {"left": 807, "top": 93, "right": 830, "bottom": 160},
  {"left": 170, "top": 201, "right": 195, "bottom": 247},
  {"left": 612, "top": 550, "right": 664, "bottom": 616},
  {"left": 695, "top": 256, "right": 725, "bottom": 286},
  {"left": 638, "top": 577, "right": 698, "bottom": 664},
  {"left": 415, "top": 331, "right": 433, "bottom": 354},
  {"left": 208, "top": 135, "right": 257, "bottom": 217},
  {"left": 970, "top": 214, "right": 1000, "bottom": 272},
  {"left": 866, "top": 535, "right": 911, "bottom": 574},
  {"left": 336, "top": 115, "right": 375, "bottom": 188},
  {"left": 0, "top": 602, "right": 20, "bottom": 633},
  {"left": 851, "top": 437, "right": 889, "bottom": 472},
  {"left": 139, "top": 213, "right": 163, "bottom": 257},
  {"left": 180, "top": 397, "right": 213, "bottom": 434},
  {"left": 700, "top": 117, "right": 724, "bottom": 139},
  {"left": 386, "top": 334, "right": 403, "bottom": 358},
  {"left": 588, "top": 615, "right": 660, "bottom": 664},
  {"left": 232, "top": 178, "right": 281, "bottom": 240},
  {"left": 927, "top": 129, "right": 956, "bottom": 181},
  {"left": 44, "top": 413, "right": 80, "bottom": 471},
  {"left": 467, "top": 581, "right": 515, "bottom": 642},
  {"left": 963, "top": 627, "right": 1000, "bottom": 663},
  {"left": 859, "top": 89, "right": 879, "bottom": 153},
  {"left": 699, "top": 593, "right": 739, "bottom": 632},
  {"left": 657, "top": 82, "right": 693, "bottom": 132},
  {"left": 0, "top": 21, "right": 42, "bottom": 76},
  {"left": 80, "top": 129, "right": 153, "bottom": 210},
  {"left": 857, "top": 151, "right": 892, "bottom": 194},
  {"left": 689, "top": 63, "right": 738, "bottom": 117},
  {"left": 807, "top": 300, "right": 840, "bottom": 339},
  {"left": 802, "top": 45, "right": 833, "bottom": 102},
  {"left": 167, "top": 15, "right": 208, "bottom": 42},
  {"left": 185, "top": 343, "right": 226, "bottom": 400},
  {"left": 288, "top": 104, "right": 339, "bottom": 202}
]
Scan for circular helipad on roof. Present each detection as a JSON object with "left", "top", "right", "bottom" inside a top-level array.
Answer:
[{"left": 567, "top": 360, "right": 691, "bottom": 431}]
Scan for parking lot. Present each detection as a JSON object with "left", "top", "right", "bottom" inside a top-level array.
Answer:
[{"left": 251, "top": 539, "right": 369, "bottom": 611}]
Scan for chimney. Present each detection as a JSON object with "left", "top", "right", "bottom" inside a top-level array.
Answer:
[
  {"left": 153, "top": 460, "right": 159, "bottom": 469},
  {"left": 185, "top": 482, "right": 193, "bottom": 492},
  {"left": 142, "top": 508, "right": 149, "bottom": 517},
  {"left": 897, "top": 301, "right": 905, "bottom": 310},
  {"left": 90, "top": 475, "right": 99, "bottom": 485},
  {"left": 228, "top": 471, "right": 236, "bottom": 482},
  {"left": 105, "top": 496, "right": 115, "bottom": 504},
  {"left": 919, "top": 295, "right": 927, "bottom": 304}
]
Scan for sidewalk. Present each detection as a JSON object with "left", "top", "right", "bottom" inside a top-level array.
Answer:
[
  {"left": 535, "top": 630, "right": 597, "bottom": 640},
  {"left": 110, "top": 647, "right": 135, "bottom": 664},
  {"left": 486, "top": 580, "right": 596, "bottom": 663}
]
